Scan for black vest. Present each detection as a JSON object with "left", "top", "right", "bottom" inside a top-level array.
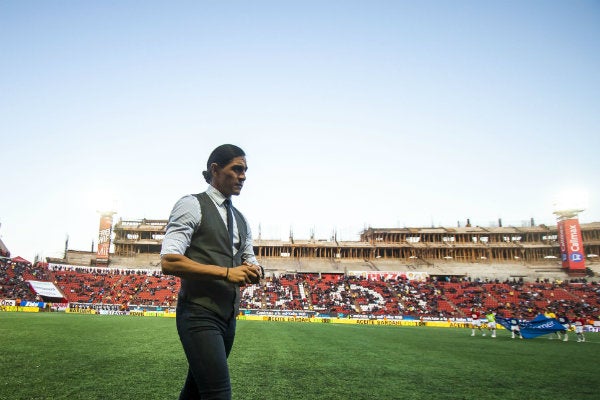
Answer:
[{"left": 179, "top": 192, "right": 248, "bottom": 320}]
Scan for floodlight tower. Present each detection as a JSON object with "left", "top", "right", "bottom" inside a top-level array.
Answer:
[
  {"left": 553, "top": 209, "right": 584, "bottom": 220},
  {"left": 96, "top": 210, "right": 116, "bottom": 267},
  {"left": 553, "top": 208, "right": 586, "bottom": 275}
]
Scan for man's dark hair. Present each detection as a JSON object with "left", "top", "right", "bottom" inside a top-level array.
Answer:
[{"left": 202, "top": 144, "right": 246, "bottom": 183}]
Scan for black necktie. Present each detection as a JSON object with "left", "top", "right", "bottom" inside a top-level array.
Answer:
[{"left": 224, "top": 198, "right": 234, "bottom": 246}]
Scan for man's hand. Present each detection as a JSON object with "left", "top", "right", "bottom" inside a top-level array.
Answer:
[
  {"left": 243, "top": 260, "right": 264, "bottom": 283},
  {"left": 226, "top": 263, "right": 262, "bottom": 285}
]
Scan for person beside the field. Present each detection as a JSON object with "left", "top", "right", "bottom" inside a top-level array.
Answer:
[
  {"left": 545, "top": 309, "right": 562, "bottom": 340},
  {"left": 556, "top": 314, "right": 571, "bottom": 342},
  {"left": 573, "top": 315, "right": 586, "bottom": 343},
  {"left": 161, "top": 144, "right": 262, "bottom": 400},
  {"left": 509, "top": 315, "right": 522, "bottom": 339},
  {"left": 544, "top": 309, "right": 559, "bottom": 339},
  {"left": 470, "top": 308, "right": 484, "bottom": 336},
  {"left": 485, "top": 310, "right": 497, "bottom": 338}
]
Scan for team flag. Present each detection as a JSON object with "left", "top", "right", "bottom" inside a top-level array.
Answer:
[
  {"left": 518, "top": 314, "right": 565, "bottom": 339},
  {"left": 494, "top": 314, "right": 564, "bottom": 339},
  {"left": 495, "top": 316, "right": 513, "bottom": 331}
]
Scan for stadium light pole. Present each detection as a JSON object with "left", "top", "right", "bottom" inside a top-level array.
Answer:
[{"left": 552, "top": 209, "right": 584, "bottom": 221}]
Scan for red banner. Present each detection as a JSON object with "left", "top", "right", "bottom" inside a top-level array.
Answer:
[
  {"left": 562, "top": 218, "right": 586, "bottom": 271},
  {"left": 96, "top": 213, "right": 113, "bottom": 265},
  {"left": 557, "top": 220, "right": 568, "bottom": 269}
]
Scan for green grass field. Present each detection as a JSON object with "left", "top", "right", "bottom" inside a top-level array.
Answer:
[{"left": 0, "top": 313, "right": 598, "bottom": 400}]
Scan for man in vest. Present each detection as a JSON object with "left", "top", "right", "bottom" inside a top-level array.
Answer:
[{"left": 161, "top": 144, "right": 262, "bottom": 400}]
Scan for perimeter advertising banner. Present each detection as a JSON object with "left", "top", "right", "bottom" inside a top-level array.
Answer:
[
  {"left": 562, "top": 218, "right": 586, "bottom": 271},
  {"left": 97, "top": 213, "right": 113, "bottom": 264}
]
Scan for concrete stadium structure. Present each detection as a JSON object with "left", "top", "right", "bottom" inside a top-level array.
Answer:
[{"left": 47, "top": 218, "right": 600, "bottom": 282}]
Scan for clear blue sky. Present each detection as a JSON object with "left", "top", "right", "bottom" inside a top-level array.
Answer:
[{"left": 1, "top": 1, "right": 599, "bottom": 262}]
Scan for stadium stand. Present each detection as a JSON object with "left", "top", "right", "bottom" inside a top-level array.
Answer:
[{"left": 2, "top": 259, "right": 598, "bottom": 321}]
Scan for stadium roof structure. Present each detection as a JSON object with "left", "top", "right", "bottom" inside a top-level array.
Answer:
[
  {"left": 102, "top": 216, "right": 600, "bottom": 274},
  {"left": 0, "top": 237, "right": 8, "bottom": 254},
  {"left": 363, "top": 222, "right": 600, "bottom": 235}
]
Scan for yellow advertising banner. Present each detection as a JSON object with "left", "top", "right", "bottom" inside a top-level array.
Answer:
[
  {"left": 65, "top": 308, "right": 97, "bottom": 315},
  {"left": 0, "top": 306, "right": 40, "bottom": 313},
  {"left": 239, "top": 315, "right": 455, "bottom": 327}
]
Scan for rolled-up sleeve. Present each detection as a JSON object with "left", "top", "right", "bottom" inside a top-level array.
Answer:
[
  {"left": 160, "top": 195, "right": 201, "bottom": 256},
  {"left": 241, "top": 215, "right": 258, "bottom": 265}
]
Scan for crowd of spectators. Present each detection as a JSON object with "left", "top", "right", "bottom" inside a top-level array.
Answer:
[
  {"left": 50, "top": 264, "right": 178, "bottom": 306},
  {"left": 1, "top": 261, "right": 599, "bottom": 320},
  {"left": 0, "top": 257, "right": 51, "bottom": 301}
]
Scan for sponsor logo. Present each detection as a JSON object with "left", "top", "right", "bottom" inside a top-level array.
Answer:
[
  {"left": 570, "top": 252, "right": 584, "bottom": 262},
  {"left": 568, "top": 223, "right": 581, "bottom": 252},
  {"left": 533, "top": 322, "right": 556, "bottom": 329},
  {"left": 558, "top": 222, "right": 567, "bottom": 252}
]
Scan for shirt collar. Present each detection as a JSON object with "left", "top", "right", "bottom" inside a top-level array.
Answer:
[{"left": 207, "top": 184, "right": 229, "bottom": 207}]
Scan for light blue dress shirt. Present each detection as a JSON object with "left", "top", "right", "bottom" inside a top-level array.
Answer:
[{"left": 160, "top": 185, "right": 258, "bottom": 265}]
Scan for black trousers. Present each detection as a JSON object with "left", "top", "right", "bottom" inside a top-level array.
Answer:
[{"left": 176, "top": 301, "right": 236, "bottom": 400}]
